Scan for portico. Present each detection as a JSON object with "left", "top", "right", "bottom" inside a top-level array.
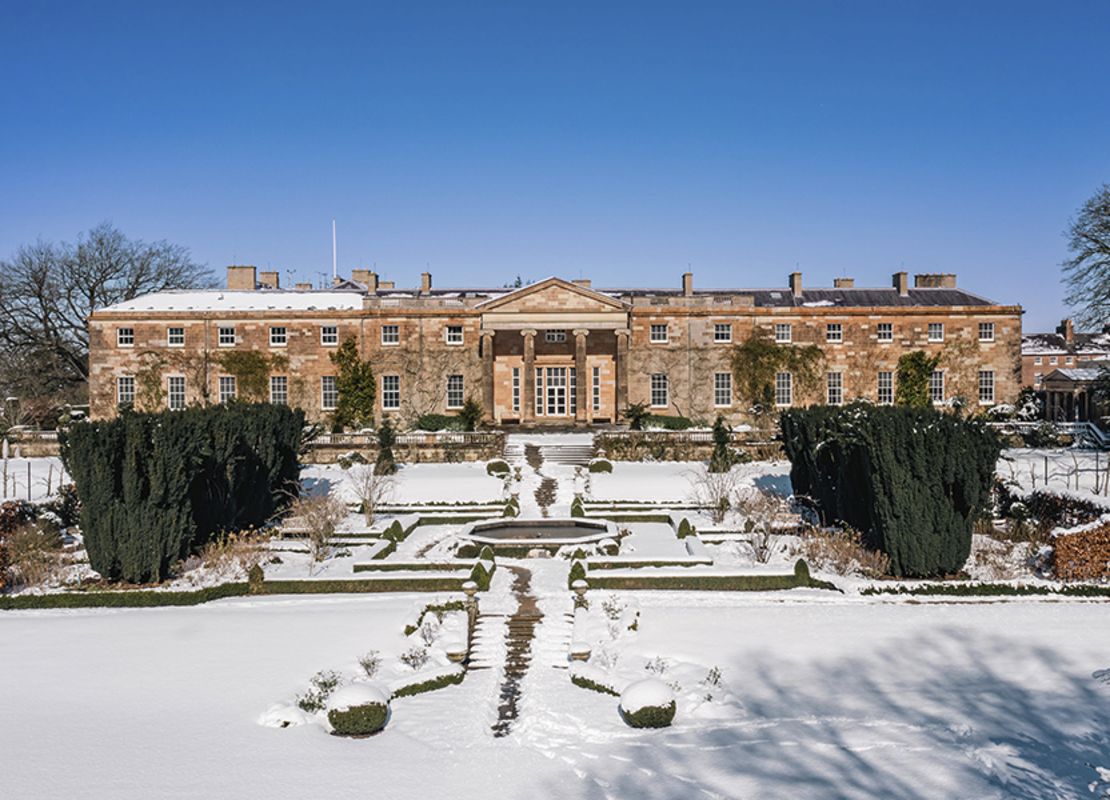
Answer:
[{"left": 476, "top": 278, "right": 630, "bottom": 426}]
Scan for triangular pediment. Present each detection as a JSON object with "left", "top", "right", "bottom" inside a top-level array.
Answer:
[{"left": 477, "top": 277, "right": 627, "bottom": 313}]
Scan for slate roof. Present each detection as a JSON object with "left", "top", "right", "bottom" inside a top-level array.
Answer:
[{"left": 1022, "top": 331, "right": 1110, "bottom": 355}]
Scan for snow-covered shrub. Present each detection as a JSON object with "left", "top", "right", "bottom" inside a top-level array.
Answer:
[
  {"left": 676, "top": 518, "right": 695, "bottom": 538},
  {"left": 796, "top": 527, "right": 890, "bottom": 578},
  {"left": 598, "top": 537, "right": 619, "bottom": 556},
  {"left": 600, "top": 593, "right": 625, "bottom": 621},
  {"left": 400, "top": 646, "right": 429, "bottom": 671},
  {"left": 588, "top": 459, "right": 612, "bottom": 473},
  {"left": 358, "top": 651, "right": 381, "bottom": 678},
  {"left": 336, "top": 450, "right": 367, "bottom": 470},
  {"left": 567, "top": 559, "right": 587, "bottom": 589},
  {"left": 645, "top": 656, "right": 668, "bottom": 675},
  {"left": 326, "top": 684, "right": 389, "bottom": 737},
  {"left": 419, "top": 620, "right": 439, "bottom": 646},
  {"left": 486, "top": 459, "right": 510, "bottom": 476},
  {"left": 296, "top": 670, "right": 343, "bottom": 713},
  {"left": 469, "top": 560, "right": 492, "bottom": 590},
  {"left": 620, "top": 679, "right": 676, "bottom": 728},
  {"left": 570, "top": 496, "right": 585, "bottom": 517}
]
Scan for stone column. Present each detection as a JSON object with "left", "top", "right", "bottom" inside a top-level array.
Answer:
[
  {"left": 615, "top": 329, "right": 631, "bottom": 419},
  {"left": 573, "top": 329, "right": 589, "bottom": 424},
  {"left": 521, "top": 329, "right": 537, "bottom": 423},
  {"left": 480, "top": 330, "right": 495, "bottom": 423}
]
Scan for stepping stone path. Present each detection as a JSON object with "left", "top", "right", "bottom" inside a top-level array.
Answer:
[{"left": 491, "top": 565, "right": 541, "bottom": 738}]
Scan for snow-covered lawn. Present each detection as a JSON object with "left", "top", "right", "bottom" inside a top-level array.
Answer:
[
  {"left": 1, "top": 592, "right": 1106, "bottom": 799},
  {"left": 588, "top": 459, "right": 791, "bottom": 503},
  {"left": 302, "top": 461, "right": 504, "bottom": 505},
  {"left": 0, "top": 456, "right": 68, "bottom": 502}
]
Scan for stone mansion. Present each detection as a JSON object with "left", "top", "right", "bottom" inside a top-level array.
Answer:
[{"left": 87, "top": 266, "right": 1023, "bottom": 425}]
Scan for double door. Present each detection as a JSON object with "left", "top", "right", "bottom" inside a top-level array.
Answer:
[{"left": 537, "top": 366, "right": 576, "bottom": 417}]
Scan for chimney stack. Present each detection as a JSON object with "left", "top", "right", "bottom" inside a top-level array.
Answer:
[
  {"left": 893, "top": 271, "right": 909, "bottom": 297},
  {"left": 351, "top": 269, "right": 379, "bottom": 292},
  {"left": 682, "top": 272, "right": 694, "bottom": 297},
  {"left": 258, "top": 271, "right": 280, "bottom": 290},
  {"left": 833, "top": 277, "right": 855, "bottom": 288},
  {"left": 380, "top": 280, "right": 395, "bottom": 289},
  {"left": 1058, "top": 318, "right": 1075, "bottom": 346},
  {"left": 572, "top": 279, "right": 592, "bottom": 288},
  {"left": 914, "top": 273, "right": 957, "bottom": 289},
  {"left": 788, "top": 271, "right": 803, "bottom": 298},
  {"left": 227, "top": 265, "right": 257, "bottom": 291},
  {"left": 294, "top": 282, "right": 312, "bottom": 291},
  {"left": 421, "top": 272, "right": 432, "bottom": 293}
]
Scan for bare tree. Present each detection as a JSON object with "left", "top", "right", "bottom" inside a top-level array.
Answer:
[
  {"left": 1062, "top": 184, "right": 1110, "bottom": 328},
  {"left": 349, "top": 464, "right": 395, "bottom": 526},
  {"left": 0, "top": 223, "right": 213, "bottom": 405},
  {"left": 286, "top": 494, "right": 348, "bottom": 563},
  {"left": 736, "top": 488, "right": 795, "bottom": 563},
  {"left": 687, "top": 465, "right": 740, "bottom": 523}
]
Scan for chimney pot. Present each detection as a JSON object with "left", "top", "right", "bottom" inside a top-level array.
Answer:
[
  {"left": 258, "top": 271, "right": 280, "bottom": 290},
  {"left": 833, "top": 277, "right": 855, "bottom": 288},
  {"left": 351, "top": 269, "right": 379, "bottom": 291},
  {"left": 682, "top": 272, "right": 694, "bottom": 297},
  {"left": 893, "top": 271, "right": 909, "bottom": 297},
  {"left": 226, "top": 265, "right": 257, "bottom": 291},
  {"left": 788, "top": 271, "right": 803, "bottom": 298}
]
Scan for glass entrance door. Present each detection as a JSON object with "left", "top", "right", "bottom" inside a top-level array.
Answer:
[{"left": 545, "top": 367, "right": 566, "bottom": 416}]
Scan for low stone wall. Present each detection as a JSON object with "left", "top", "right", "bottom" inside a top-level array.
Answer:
[
  {"left": 304, "top": 431, "right": 504, "bottom": 464},
  {"left": 594, "top": 430, "right": 780, "bottom": 462},
  {"left": 1054, "top": 519, "right": 1110, "bottom": 581},
  {"left": 4, "top": 432, "right": 61, "bottom": 458}
]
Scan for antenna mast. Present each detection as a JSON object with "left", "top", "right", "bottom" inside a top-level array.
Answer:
[{"left": 331, "top": 219, "right": 338, "bottom": 282}]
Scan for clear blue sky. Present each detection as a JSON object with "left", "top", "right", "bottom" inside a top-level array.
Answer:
[{"left": 2, "top": 1, "right": 1108, "bottom": 330}]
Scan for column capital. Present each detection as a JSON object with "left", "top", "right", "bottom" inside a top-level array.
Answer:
[
  {"left": 614, "top": 328, "right": 631, "bottom": 338},
  {"left": 520, "top": 328, "right": 538, "bottom": 338},
  {"left": 480, "top": 329, "right": 496, "bottom": 339},
  {"left": 572, "top": 328, "right": 590, "bottom": 338}
]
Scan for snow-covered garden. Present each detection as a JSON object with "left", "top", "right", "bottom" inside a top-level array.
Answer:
[{"left": 3, "top": 428, "right": 1110, "bottom": 798}]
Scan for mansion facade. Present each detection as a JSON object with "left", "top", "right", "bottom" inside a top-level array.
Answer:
[{"left": 87, "top": 266, "right": 1023, "bottom": 425}]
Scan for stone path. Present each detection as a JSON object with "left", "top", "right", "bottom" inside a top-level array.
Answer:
[{"left": 491, "top": 565, "right": 542, "bottom": 737}]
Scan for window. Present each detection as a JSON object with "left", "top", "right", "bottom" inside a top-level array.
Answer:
[
  {"left": 877, "top": 323, "right": 893, "bottom": 342},
  {"left": 775, "top": 372, "right": 793, "bottom": 407},
  {"left": 1033, "top": 356, "right": 1042, "bottom": 365},
  {"left": 1034, "top": 372, "right": 1043, "bottom": 385},
  {"left": 714, "top": 324, "right": 732, "bottom": 343},
  {"left": 978, "top": 370, "right": 995, "bottom": 405},
  {"left": 117, "top": 376, "right": 135, "bottom": 406},
  {"left": 535, "top": 368, "right": 543, "bottom": 416},
  {"left": 445, "top": 325, "right": 464, "bottom": 345},
  {"left": 650, "top": 324, "right": 668, "bottom": 343},
  {"left": 382, "top": 375, "right": 400, "bottom": 409},
  {"left": 826, "top": 372, "right": 843, "bottom": 405},
  {"left": 1066, "top": 356, "right": 1074, "bottom": 365},
  {"left": 321, "top": 325, "right": 338, "bottom": 346},
  {"left": 218, "top": 375, "right": 236, "bottom": 403},
  {"left": 978, "top": 322, "right": 995, "bottom": 343},
  {"left": 650, "top": 374, "right": 668, "bottom": 407},
  {"left": 1049, "top": 356, "right": 1058, "bottom": 365},
  {"left": 446, "top": 374, "right": 464, "bottom": 409},
  {"left": 218, "top": 326, "right": 236, "bottom": 346},
  {"left": 269, "top": 327, "right": 287, "bottom": 347},
  {"left": 714, "top": 372, "right": 732, "bottom": 407},
  {"left": 269, "top": 376, "right": 288, "bottom": 405},
  {"left": 569, "top": 367, "right": 577, "bottom": 415},
  {"left": 826, "top": 323, "right": 843, "bottom": 343},
  {"left": 545, "top": 330, "right": 566, "bottom": 343},
  {"left": 877, "top": 371, "right": 894, "bottom": 405},
  {"left": 381, "top": 325, "right": 400, "bottom": 345},
  {"left": 929, "top": 370, "right": 945, "bottom": 404},
  {"left": 117, "top": 327, "right": 134, "bottom": 347},
  {"left": 167, "top": 376, "right": 186, "bottom": 410},
  {"left": 512, "top": 367, "right": 520, "bottom": 413},
  {"left": 321, "top": 376, "right": 338, "bottom": 410},
  {"left": 167, "top": 327, "right": 185, "bottom": 347},
  {"left": 928, "top": 323, "right": 944, "bottom": 343},
  {"left": 775, "top": 323, "right": 792, "bottom": 343},
  {"left": 592, "top": 365, "right": 601, "bottom": 412}
]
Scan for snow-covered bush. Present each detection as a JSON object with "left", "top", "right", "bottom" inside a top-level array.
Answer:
[
  {"left": 588, "top": 459, "right": 612, "bottom": 473},
  {"left": 796, "top": 527, "right": 890, "bottom": 578},
  {"left": 326, "top": 684, "right": 390, "bottom": 737},
  {"left": 620, "top": 678, "right": 676, "bottom": 728},
  {"left": 486, "top": 459, "right": 510, "bottom": 476},
  {"left": 567, "top": 559, "right": 587, "bottom": 589},
  {"left": 297, "top": 670, "right": 343, "bottom": 713},
  {"left": 358, "top": 651, "right": 381, "bottom": 678},
  {"left": 400, "top": 646, "right": 429, "bottom": 671}
]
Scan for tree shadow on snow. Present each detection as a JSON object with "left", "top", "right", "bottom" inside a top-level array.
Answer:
[{"left": 532, "top": 627, "right": 1110, "bottom": 800}]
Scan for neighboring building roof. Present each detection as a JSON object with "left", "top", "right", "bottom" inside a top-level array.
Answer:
[
  {"left": 1022, "top": 331, "right": 1110, "bottom": 355},
  {"left": 98, "top": 290, "right": 366, "bottom": 313},
  {"left": 1043, "top": 367, "right": 1104, "bottom": 384}
]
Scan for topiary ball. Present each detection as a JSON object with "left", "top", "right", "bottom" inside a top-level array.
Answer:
[
  {"left": 620, "top": 678, "right": 676, "bottom": 729},
  {"left": 327, "top": 684, "right": 390, "bottom": 737}
]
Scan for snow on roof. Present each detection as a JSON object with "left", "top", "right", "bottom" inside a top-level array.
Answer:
[{"left": 98, "top": 290, "right": 365, "bottom": 313}]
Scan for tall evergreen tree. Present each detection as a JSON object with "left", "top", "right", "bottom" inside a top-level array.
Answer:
[{"left": 329, "top": 336, "right": 376, "bottom": 430}]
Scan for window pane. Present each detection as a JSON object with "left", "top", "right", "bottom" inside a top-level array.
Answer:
[
  {"left": 321, "top": 376, "right": 338, "bottom": 409},
  {"left": 929, "top": 370, "right": 945, "bottom": 403},
  {"left": 219, "top": 375, "right": 236, "bottom": 403},
  {"left": 826, "top": 372, "right": 843, "bottom": 405},
  {"left": 117, "top": 376, "right": 135, "bottom": 405},
  {"left": 714, "top": 372, "right": 732, "bottom": 407},
  {"left": 167, "top": 376, "right": 186, "bottom": 410},
  {"left": 775, "top": 372, "right": 792, "bottom": 406},
  {"left": 270, "top": 376, "right": 288, "bottom": 405},
  {"left": 714, "top": 324, "right": 732, "bottom": 342},
  {"left": 382, "top": 375, "right": 400, "bottom": 409},
  {"left": 775, "top": 323, "right": 792, "bottom": 343},
  {"left": 382, "top": 325, "right": 399, "bottom": 344},
  {"left": 218, "top": 326, "right": 236, "bottom": 346},
  {"left": 877, "top": 371, "right": 893, "bottom": 405},
  {"left": 321, "top": 325, "right": 338, "bottom": 345},
  {"left": 446, "top": 374, "right": 464, "bottom": 408},
  {"left": 650, "top": 373, "right": 668, "bottom": 407},
  {"left": 270, "top": 327, "right": 287, "bottom": 346}
]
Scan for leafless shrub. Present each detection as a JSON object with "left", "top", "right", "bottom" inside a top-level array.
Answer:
[
  {"left": 349, "top": 464, "right": 395, "bottom": 526},
  {"left": 197, "top": 529, "right": 266, "bottom": 577},
  {"left": 400, "top": 646, "right": 429, "bottom": 671},
  {"left": 5, "top": 523, "right": 63, "bottom": 588},
  {"left": 736, "top": 489, "right": 795, "bottom": 563},
  {"left": 419, "top": 620, "right": 439, "bottom": 646},
  {"left": 645, "top": 656, "right": 668, "bottom": 675},
  {"left": 796, "top": 526, "right": 890, "bottom": 578},
  {"left": 287, "top": 494, "right": 347, "bottom": 562},
  {"left": 358, "top": 651, "right": 381, "bottom": 678},
  {"left": 688, "top": 466, "right": 740, "bottom": 523}
]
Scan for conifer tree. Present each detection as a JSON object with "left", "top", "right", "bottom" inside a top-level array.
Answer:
[{"left": 330, "top": 336, "right": 376, "bottom": 430}]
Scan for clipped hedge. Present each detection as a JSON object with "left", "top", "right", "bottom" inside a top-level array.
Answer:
[
  {"left": 587, "top": 568, "right": 835, "bottom": 593},
  {"left": 676, "top": 518, "right": 695, "bottom": 538},
  {"left": 353, "top": 560, "right": 469, "bottom": 572},
  {"left": 486, "top": 460, "right": 510, "bottom": 476},
  {"left": 622, "top": 701, "right": 676, "bottom": 729},
  {"left": 328, "top": 702, "right": 388, "bottom": 736},
  {"left": 860, "top": 582, "right": 1110, "bottom": 597},
  {"left": 404, "top": 600, "right": 467, "bottom": 636},
  {"left": 645, "top": 415, "right": 694, "bottom": 431},
  {"left": 570, "top": 497, "right": 585, "bottom": 518},
  {"left": 60, "top": 403, "right": 303, "bottom": 583},
  {"left": 781, "top": 403, "right": 1000, "bottom": 578},
  {"left": 391, "top": 669, "right": 465, "bottom": 698},
  {"left": 568, "top": 560, "right": 587, "bottom": 589},
  {"left": 588, "top": 459, "right": 613, "bottom": 473},
  {"left": 414, "top": 413, "right": 465, "bottom": 432},
  {"left": 571, "top": 673, "right": 620, "bottom": 696}
]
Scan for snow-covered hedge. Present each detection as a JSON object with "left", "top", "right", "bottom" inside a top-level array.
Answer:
[
  {"left": 620, "top": 678, "right": 676, "bottom": 728},
  {"left": 326, "top": 684, "right": 390, "bottom": 736}
]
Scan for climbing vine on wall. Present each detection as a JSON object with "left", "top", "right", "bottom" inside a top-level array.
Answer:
[
  {"left": 895, "top": 350, "right": 941, "bottom": 408},
  {"left": 218, "top": 351, "right": 288, "bottom": 402},
  {"left": 730, "top": 328, "right": 824, "bottom": 415}
]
